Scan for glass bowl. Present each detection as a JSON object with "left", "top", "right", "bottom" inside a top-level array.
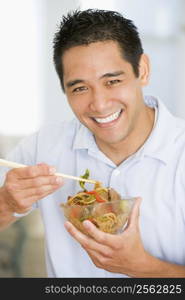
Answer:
[{"left": 61, "top": 197, "right": 135, "bottom": 235}]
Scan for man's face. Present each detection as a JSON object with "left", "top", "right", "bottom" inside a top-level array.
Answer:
[{"left": 63, "top": 41, "right": 149, "bottom": 147}]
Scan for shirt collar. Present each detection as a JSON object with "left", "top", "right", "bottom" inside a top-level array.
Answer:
[
  {"left": 73, "top": 96, "right": 185, "bottom": 165},
  {"left": 141, "top": 96, "right": 185, "bottom": 164},
  {"left": 73, "top": 120, "right": 96, "bottom": 151}
]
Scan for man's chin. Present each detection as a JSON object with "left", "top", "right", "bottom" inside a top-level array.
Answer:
[{"left": 83, "top": 122, "right": 126, "bottom": 145}]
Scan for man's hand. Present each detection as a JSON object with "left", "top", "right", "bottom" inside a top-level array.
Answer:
[
  {"left": 0, "top": 163, "right": 64, "bottom": 215},
  {"left": 64, "top": 197, "right": 150, "bottom": 277}
]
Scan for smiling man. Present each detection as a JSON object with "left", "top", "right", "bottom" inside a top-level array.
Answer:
[
  {"left": 1, "top": 9, "right": 185, "bottom": 278},
  {"left": 62, "top": 40, "right": 154, "bottom": 165}
]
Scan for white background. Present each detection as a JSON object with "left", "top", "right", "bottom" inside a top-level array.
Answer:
[{"left": 0, "top": 0, "right": 185, "bottom": 138}]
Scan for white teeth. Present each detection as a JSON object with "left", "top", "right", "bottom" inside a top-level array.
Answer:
[{"left": 94, "top": 109, "right": 122, "bottom": 124}]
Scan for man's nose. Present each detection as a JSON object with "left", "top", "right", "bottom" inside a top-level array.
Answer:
[{"left": 89, "top": 88, "right": 110, "bottom": 113}]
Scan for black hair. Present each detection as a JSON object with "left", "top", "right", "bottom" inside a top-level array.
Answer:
[{"left": 53, "top": 9, "right": 143, "bottom": 91}]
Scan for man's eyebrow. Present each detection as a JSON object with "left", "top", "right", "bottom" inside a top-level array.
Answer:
[
  {"left": 66, "top": 79, "right": 84, "bottom": 88},
  {"left": 100, "top": 71, "right": 125, "bottom": 78},
  {"left": 66, "top": 71, "right": 124, "bottom": 88}
]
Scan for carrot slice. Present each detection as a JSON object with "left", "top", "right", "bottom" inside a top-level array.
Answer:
[{"left": 86, "top": 191, "right": 106, "bottom": 203}]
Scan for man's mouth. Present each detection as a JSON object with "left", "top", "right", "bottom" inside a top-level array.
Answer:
[{"left": 92, "top": 109, "right": 122, "bottom": 124}]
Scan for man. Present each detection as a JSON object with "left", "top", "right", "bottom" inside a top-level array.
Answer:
[{"left": 0, "top": 9, "right": 185, "bottom": 277}]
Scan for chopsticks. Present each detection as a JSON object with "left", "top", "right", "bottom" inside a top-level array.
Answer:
[{"left": 0, "top": 158, "right": 97, "bottom": 184}]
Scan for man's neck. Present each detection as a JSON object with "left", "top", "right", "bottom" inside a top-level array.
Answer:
[{"left": 95, "top": 106, "right": 155, "bottom": 166}]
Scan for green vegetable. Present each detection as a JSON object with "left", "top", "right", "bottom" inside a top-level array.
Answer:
[
  {"left": 119, "top": 200, "right": 128, "bottom": 212},
  {"left": 79, "top": 169, "right": 90, "bottom": 191}
]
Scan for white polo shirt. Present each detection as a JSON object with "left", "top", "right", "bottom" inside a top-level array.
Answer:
[{"left": 1, "top": 95, "right": 185, "bottom": 278}]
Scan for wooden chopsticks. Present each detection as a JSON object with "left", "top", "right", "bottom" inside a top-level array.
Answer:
[{"left": 0, "top": 158, "right": 96, "bottom": 184}]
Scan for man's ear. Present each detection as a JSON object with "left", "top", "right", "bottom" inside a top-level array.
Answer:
[{"left": 139, "top": 54, "right": 150, "bottom": 86}]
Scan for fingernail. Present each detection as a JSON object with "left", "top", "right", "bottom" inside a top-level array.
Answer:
[
  {"left": 49, "top": 167, "right": 56, "bottom": 175},
  {"left": 56, "top": 177, "right": 63, "bottom": 185},
  {"left": 64, "top": 221, "right": 71, "bottom": 230},
  {"left": 83, "top": 220, "right": 91, "bottom": 229}
]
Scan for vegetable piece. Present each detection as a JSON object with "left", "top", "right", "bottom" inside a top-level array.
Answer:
[
  {"left": 95, "top": 187, "right": 109, "bottom": 201},
  {"left": 119, "top": 199, "right": 129, "bottom": 213},
  {"left": 79, "top": 169, "right": 90, "bottom": 190},
  {"left": 69, "top": 206, "right": 81, "bottom": 218},
  {"left": 86, "top": 191, "right": 106, "bottom": 203}
]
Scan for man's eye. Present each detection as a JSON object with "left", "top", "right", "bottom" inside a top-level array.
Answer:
[
  {"left": 107, "top": 79, "right": 121, "bottom": 86},
  {"left": 72, "top": 86, "right": 87, "bottom": 93}
]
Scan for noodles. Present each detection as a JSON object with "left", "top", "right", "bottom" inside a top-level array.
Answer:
[
  {"left": 61, "top": 170, "right": 130, "bottom": 234},
  {"left": 67, "top": 192, "right": 96, "bottom": 205}
]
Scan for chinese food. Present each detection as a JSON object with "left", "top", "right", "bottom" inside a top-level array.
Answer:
[{"left": 61, "top": 169, "right": 134, "bottom": 234}]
